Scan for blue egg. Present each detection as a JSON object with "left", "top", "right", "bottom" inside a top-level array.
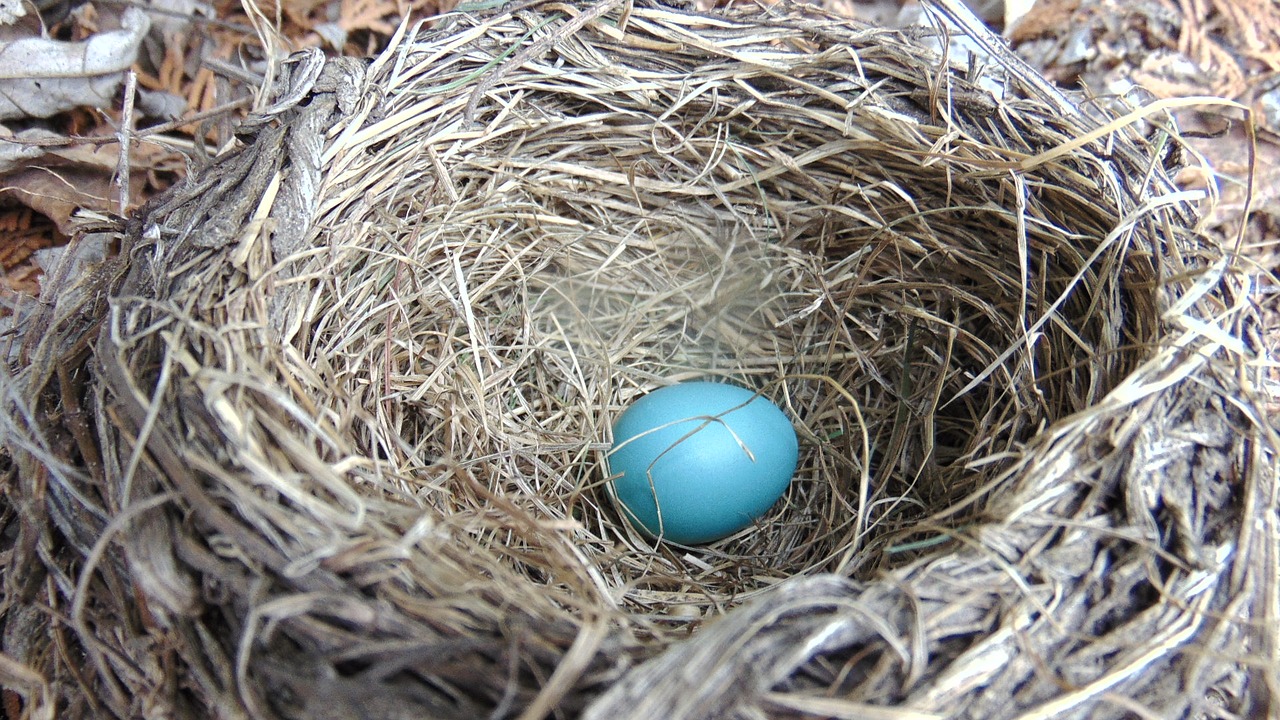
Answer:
[{"left": 607, "top": 381, "right": 799, "bottom": 545}]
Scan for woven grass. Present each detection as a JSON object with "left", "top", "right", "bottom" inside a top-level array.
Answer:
[{"left": 2, "top": 1, "right": 1275, "bottom": 718}]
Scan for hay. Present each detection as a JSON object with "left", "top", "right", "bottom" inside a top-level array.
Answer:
[{"left": 2, "top": 1, "right": 1275, "bottom": 718}]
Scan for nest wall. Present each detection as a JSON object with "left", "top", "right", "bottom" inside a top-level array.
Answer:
[{"left": 2, "top": 2, "right": 1275, "bottom": 719}]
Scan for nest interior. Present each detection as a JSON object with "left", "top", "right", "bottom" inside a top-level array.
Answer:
[{"left": 2, "top": 2, "right": 1274, "bottom": 719}]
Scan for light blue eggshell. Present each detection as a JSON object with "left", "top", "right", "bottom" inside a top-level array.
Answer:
[{"left": 607, "top": 381, "right": 798, "bottom": 544}]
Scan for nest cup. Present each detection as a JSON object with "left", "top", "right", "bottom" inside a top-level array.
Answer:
[{"left": 3, "top": 2, "right": 1274, "bottom": 718}]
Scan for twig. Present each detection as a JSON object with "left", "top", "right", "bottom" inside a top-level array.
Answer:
[
  {"left": 115, "top": 71, "right": 138, "bottom": 216},
  {"left": 0, "top": 98, "right": 253, "bottom": 148}
]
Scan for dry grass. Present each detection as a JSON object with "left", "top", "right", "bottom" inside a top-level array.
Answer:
[{"left": 1, "top": 1, "right": 1274, "bottom": 718}]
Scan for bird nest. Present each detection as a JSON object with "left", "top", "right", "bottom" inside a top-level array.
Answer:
[{"left": 2, "top": 1, "right": 1275, "bottom": 718}]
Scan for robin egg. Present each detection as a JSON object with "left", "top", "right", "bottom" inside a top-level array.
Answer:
[{"left": 606, "top": 381, "right": 798, "bottom": 545}]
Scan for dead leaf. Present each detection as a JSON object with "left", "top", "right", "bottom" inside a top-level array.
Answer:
[
  {"left": 0, "top": 6, "right": 150, "bottom": 119},
  {"left": 0, "top": 130, "right": 154, "bottom": 232}
]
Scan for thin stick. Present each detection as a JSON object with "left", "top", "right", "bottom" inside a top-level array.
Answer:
[{"left": 115, "top": 70, "right": 138, "bottom": 215}]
